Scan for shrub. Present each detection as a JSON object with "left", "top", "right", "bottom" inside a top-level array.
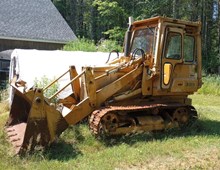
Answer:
[
  {"left": 63, "top": 38, "right": 123, "bottom": 53},
  {"left": 97, "top": 39, "right": 123, "bottom": 52},
  {"left": 34, "top": 76, "right": 59, "bottom": 102},
  {"left": 197, "top": 75, "right": 220, "bottom": 96},
  {"left": 63, "top": 38, "right": 97, "bottom": 52}
]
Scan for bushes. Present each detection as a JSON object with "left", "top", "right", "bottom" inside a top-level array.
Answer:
[
  {"left": 197, "top": 75, "right": 220, "bottom": 96},
  {"left": 34, "top": 76, "right": 59, "bottom": 102},
  {"left": 96, "top": 39, "right": 122, "bottom": 52},
  {"left": 63, "top": 38, "right": 97, "bottom": 52},
  {"left": 63, "top": 38, "right": 123, "bottom": 52}
]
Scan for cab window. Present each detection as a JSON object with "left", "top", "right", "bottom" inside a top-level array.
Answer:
[
  {"left": 131, "top": 27, "right": 156, "bottom": 56},
  {"left": 165, "top": 32, "right": 182, "bottom": 60},
  {"left": 184, "top": 35, "right": 195, "bottom": 62}
]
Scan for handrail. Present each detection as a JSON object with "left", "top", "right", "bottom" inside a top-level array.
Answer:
[
  {"left": 43, "top": 69, "right": 69, "bottom": 92},
  {"left": 94, "top": 63, "right": 127, "bottom": 81},
  {"left": 49, "top": 70, "right": 85, "bottom": 100}
]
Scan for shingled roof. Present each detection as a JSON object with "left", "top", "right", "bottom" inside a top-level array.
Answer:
[{"left": 0, "top": 0, "right": 77, "bottom": 43}]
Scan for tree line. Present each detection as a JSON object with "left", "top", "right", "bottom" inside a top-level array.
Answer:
[{"left": 52, "top": 0, "right": 220, "bottom": 73}]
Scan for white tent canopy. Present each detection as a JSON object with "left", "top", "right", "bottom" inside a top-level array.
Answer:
[{"left": 9, "top": 49, "right": 118, "bottom": 99}]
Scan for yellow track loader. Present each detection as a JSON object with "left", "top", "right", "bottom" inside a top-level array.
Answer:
[{"left": 5, "top": 16, "right": 202, "bottom": 154}]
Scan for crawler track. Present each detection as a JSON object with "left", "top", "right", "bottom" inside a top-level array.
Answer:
[{"left": 89, "top": 103, "right": 196, "bottom": 136}]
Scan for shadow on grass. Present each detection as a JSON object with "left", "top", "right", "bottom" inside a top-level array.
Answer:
[
  {"left": 18, "top": 126, "right": 85, "bottom": 161},
  {"left": 72, "top": 125, "right": 86, "bottom": 142},
  {"left": 99, "top": 119, "right": 220, "bottom": 147},
  {"left": 42, "top": 140, "right": 82, "bottom": 161},
  {"left": 18, "top": 140, "right": 82, "bottom": 161},
  {"left": 40, "top": 125, "right": 85, "bottom": 161}
]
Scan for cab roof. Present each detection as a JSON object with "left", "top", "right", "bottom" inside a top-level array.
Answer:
[{"left": 132, "top": 16, "right": 201, "bottom": 29}]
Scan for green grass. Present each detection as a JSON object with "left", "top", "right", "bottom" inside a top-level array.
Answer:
[
  {"left": 0, "top": 88, "right": 9, "bottom": 114},
  {"left": 0, "top": 93, "right": 220, "bottom": 169},
  {"left": 0, "top": 88, "right": 9, "bottom": 101}
]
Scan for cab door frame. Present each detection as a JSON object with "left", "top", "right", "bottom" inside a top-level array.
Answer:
[{"left": 161, "top": 27, "right": 184, "bottom": 90}]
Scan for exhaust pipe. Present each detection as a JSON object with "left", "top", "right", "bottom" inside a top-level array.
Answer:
[{"left": 124, "top": 16, "right": 134, "bottom": 57}]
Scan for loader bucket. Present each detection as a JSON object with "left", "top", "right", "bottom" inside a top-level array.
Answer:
[{"left": 5, "top": 87, "right": 68, "bottom": 155}]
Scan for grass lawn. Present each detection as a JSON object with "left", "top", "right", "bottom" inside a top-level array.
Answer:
[{"left": 0, "top": 94, "right": 220, "bottom": 170}]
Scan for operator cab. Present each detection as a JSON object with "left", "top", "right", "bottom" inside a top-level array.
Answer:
[{"left": 125, "top": 16, "right": 202, "bottom": 95}]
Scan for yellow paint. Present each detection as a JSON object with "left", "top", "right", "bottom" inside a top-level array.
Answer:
[{"left": 163, "top": 63, "right": 172, "bottom": 85}]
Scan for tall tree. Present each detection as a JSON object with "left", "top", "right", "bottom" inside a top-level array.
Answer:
[
  {"left": 173, "top": 0, "right": 180, "bottom": 18},
  {"left": 52, "top": 0, "right": 220, "bottom": 73},
  {"left": 218, "top": 0, "right": 220, "bottom": 56}
]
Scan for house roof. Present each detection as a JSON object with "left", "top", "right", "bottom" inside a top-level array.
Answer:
[{"left": 0, "top": 0, "right": 77, "bottom": 43}]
